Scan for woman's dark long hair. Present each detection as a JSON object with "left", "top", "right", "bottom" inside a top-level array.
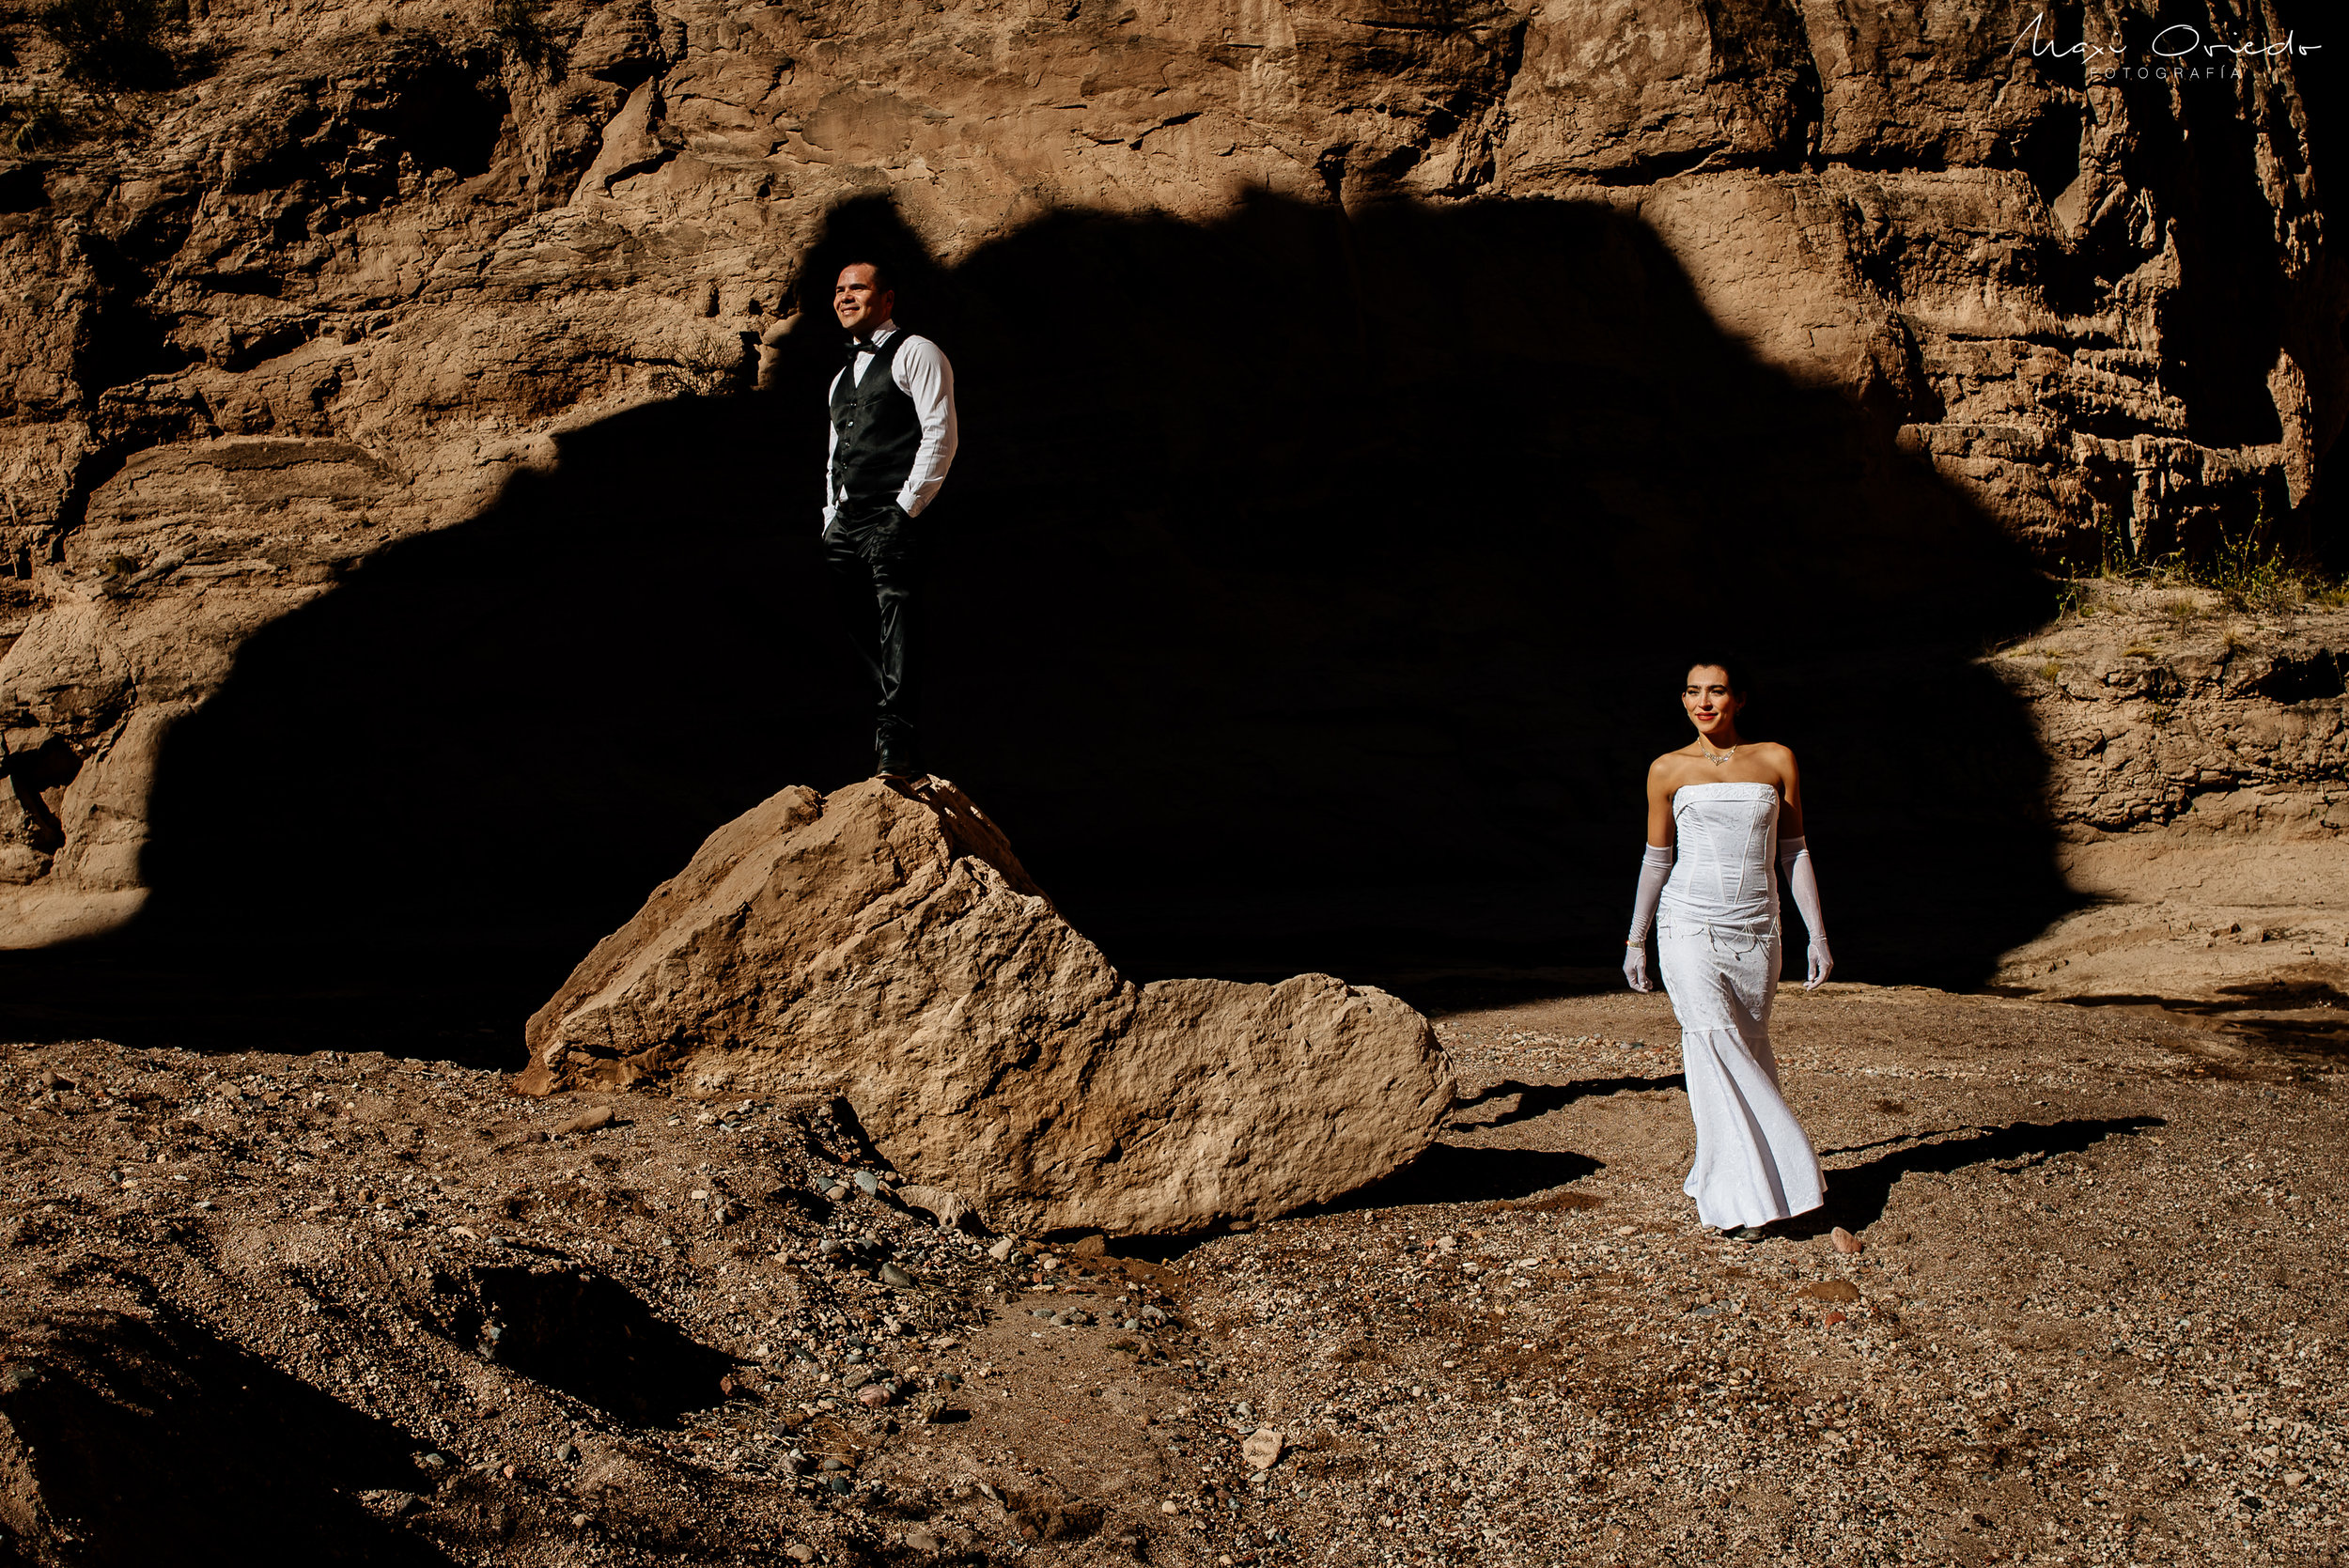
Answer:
[{"left": 1681, "top": 655, "right": 1750, "bottom": 703}]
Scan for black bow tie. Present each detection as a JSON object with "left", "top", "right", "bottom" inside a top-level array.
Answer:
[{"left": 846, "top": 336, "right": 883, "bottom": 357}]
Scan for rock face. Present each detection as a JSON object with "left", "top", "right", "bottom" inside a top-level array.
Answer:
[
  {"left": 0, "top": 0, "right": 2341, "bottom": 972},
  {"left": 517, "top": 778, "right": 1456, "bottom": 1236},
  {"left": 1983, "top": 582, "right": 2349, "bottom": 1000}
]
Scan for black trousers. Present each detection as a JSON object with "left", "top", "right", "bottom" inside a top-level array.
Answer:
[{"left": 820, "top": 502, "right": 927, "bottom": 758}]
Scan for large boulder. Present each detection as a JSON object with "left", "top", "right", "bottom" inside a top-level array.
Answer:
[{"left": 516, "top": 778, "right": 1455, "bottom": 1236}]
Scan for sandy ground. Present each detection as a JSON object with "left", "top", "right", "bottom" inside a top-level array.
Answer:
[{"left": 0, "top": 973, "right": 2346, "bottom": 1565}]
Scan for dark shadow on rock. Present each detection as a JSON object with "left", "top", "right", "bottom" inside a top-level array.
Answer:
[
  {"left": 1811, "top": 1115, "right": 2164, "bottom": 1234},
  {"left": 1452, "top": 1073, "right": 1688, "bottom": 1129},
  {"left": 463, "top": 1266, "right": 734, "bottom": 1427},
  {"left": 7, "top": 189, "right": 2074, "bottom": 1057},
  {"left": 1307, "top": 1143, "right": 1605, "bottom": 1215},
  {"left": 0, "top": 1309, "right": 448, "bottom": 1565}
]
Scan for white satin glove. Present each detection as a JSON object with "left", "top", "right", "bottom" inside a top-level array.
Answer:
[
  {"left": 1624, "top": 844, "right": 1672, "bottom": 994},
  {"left": 1779, "top": 835, "right": 1831, "bottom": 990}
]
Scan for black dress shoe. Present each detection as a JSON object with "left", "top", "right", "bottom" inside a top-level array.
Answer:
[{"left": 875, "top": 744, "right": 922, "bottom": 780}]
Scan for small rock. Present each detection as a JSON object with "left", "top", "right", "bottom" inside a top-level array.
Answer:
[
  {"left": 555, "top": 1441, "right": 579, "bottom": 1462},
  {"left": 858, "top": 1382, "right": 893, "bottom": 1407},
  {"left": 1830, "top": 1226, "right": 1864, "bottom": 1254},
  {"left": 786, "top": 1545, "right": 817, "bottom": 1563},
  {"left": 569, "top": 1512, "right": 591, "bottom": 1529},
  {"left": 905, "top": 1531, "right": 943, "bottom": 1553},
  {"left": 988, "top": 1237, "right": 1017, "bottom": 1262},
  {"left": 556, "top": 1106, "right": 615, "bottom": 1136},
  {"left": 1160, "top": 1500, "right": 1180, "bottom": 1515},
  {"left": 899, "top": 1184, "right": 976, "bottom": 1231},
  {"left": 1240, "top": 1427, "right": 1283, "bottom": 1470},
  {"left": 854, "top": 1171, "right": 881, "bottom": 1196},
  {"left": 842, "top": 1367, "right": 876, "bottom": 1389},
  {"left": 826, "top": 1185, "right": 849, "bottom": 1202},
  {"left": 879, "top": 1262, "right": 916, "bottom": 1289},
  {"left": 418, "top": 1452, "right": 449, "bottom": 1471}
]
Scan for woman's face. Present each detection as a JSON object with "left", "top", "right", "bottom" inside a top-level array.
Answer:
[{"left": 1682, "top": 665, "right": 1741, "bottom": 737}]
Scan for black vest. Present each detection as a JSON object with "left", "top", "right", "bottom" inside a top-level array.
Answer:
[{"left": 829, "top": 333, "right": 925, "bottom": 509}]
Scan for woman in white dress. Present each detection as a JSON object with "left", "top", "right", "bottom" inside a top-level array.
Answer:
[{"left": 1623, "top": 659, "right": 1833, "bottom": 1240}]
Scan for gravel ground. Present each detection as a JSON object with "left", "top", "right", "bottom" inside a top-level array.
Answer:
[{"left": 0, "top": 979, "right": 2343, "bottom": 1565}]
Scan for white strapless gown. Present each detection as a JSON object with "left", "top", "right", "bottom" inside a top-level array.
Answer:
[{"left": 1657, "top": 782, "right": 1825, "bottom": 1229}]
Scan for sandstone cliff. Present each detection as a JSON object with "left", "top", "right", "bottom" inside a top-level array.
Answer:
[
  {"left": 1984, "top": 580, "right": 2349, "bottom": 1001},
  {"left": 0, "top": 0, "right": 2339, "bottom": 980}
]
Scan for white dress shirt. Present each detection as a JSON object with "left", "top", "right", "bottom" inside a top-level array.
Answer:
[{"left": 823, "top": 319, "right": 958, "bottom": 529}]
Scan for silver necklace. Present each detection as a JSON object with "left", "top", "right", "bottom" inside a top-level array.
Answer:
[{"left": 1700, "top": 744, "right": 1737, "bottom": 766}]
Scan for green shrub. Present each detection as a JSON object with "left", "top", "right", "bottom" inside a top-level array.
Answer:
[{"left": 35, "top": 0, "right": 186, "bottom": 89}]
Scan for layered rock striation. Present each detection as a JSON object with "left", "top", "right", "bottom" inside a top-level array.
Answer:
[
  {"left": 0, "top": 0, "right": 2341, "bottom": 956},
  {"left": 518, "top": 777, "right": 1457, "bottom": 1236}
]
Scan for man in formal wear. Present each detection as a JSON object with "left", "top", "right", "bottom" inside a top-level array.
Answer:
[{"left": 821, "top": 260, "right": 959, "bottom": 779}]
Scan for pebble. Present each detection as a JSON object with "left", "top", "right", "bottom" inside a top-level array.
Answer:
[
  {"left": 988, "top": 1236, "right": 1017, "bottom": 1261},
  {"left": 905, "top": 1529, "right": 943, "bottom": 1552},
  {"left": 1831, "top": 1226, "right": 1865, "bottom": 1254},
  {"left": 555, "top": 1106, "right": 614, "bottom": 1136},
  {"left": 1240, "top": 1427, "right": 1283, "bottom": 1470},
  {"left": 854, "top": 1171, "right": 881, "bottom": 1196},
  {"left": 786, "top": 1544, "right": 817, "bottom": 1562},
  {"left": 826, "top": 1185, "right": 849, "bottom": 1202},
  {"left": 857, "top": 1382, "right": 892, "bottom": 1407},
  {"left": 879, "top": 1262, "right": 916, "bottom": 1288}
]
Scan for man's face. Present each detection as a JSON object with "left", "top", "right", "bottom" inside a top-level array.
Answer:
[{"left": 833, "top": 265, "right": 894, "bottom": 334}]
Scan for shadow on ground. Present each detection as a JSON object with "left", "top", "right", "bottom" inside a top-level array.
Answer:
[
  {"left": 1811, "top": 1115, "right": 2166, "bottom": 1234},
  {"left": 461, "top": 1267, "right": 735, "bottom": 1427},
  {"left": 1453, "top": 1073, "right": 1690, "bottom": 1130},
  {"left": 6, "top": 190, "right": 2072, "bottom": 1059},
  {"left": 1311, "top": 1143, "right": 1607, "bottom": 1217},
  {"left": 0, "top": 1308, "right": 447, "bottom": 1564}
]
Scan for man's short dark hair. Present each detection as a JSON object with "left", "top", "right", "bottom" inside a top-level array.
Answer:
[{"left": 842, "top": 258, "right": 894, "bottom": 295}]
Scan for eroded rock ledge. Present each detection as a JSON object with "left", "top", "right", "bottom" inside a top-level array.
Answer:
[{"left": 517, "top": 777, "right": 1456, "bottom": 1237}]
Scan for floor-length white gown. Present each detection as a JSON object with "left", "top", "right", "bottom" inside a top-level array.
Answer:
[{"left": 1656, "top": 781, "right": 1826, "bottom": 1229}]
